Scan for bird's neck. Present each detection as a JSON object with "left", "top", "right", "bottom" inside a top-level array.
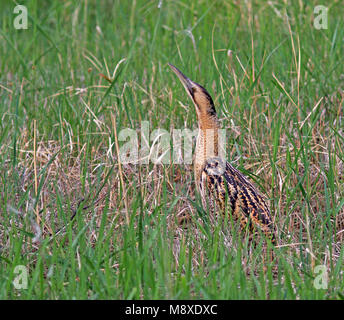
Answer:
[
  {"left": 194, "top": 116, "right": 220, "bottom": 181},
  {"left": 198, "top": 113, "right": 220, "bottom": 154}
]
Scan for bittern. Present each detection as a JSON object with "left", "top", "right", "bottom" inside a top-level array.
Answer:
[{"left": 169, "top": 63, "right": 276, "bottom": 245}]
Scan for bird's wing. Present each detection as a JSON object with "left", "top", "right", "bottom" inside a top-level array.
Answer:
[{"left": 200, "top": 157, "right": 276, "bottom": 244}]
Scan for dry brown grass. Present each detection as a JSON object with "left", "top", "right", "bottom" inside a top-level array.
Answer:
[{"left": 3, "top": 90, "right": 343, "bottom": 269}]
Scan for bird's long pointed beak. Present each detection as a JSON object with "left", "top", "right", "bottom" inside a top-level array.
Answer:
[{"left": 168, "top": 63, "right": 194, "bottom": 96}]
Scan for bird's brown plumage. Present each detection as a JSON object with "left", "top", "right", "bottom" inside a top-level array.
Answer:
[{"left": 169, "top": 63, "right": 276, "bottom": 245}]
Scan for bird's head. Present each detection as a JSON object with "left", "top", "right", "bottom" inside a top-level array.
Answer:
[{"left": 168, "top": 63, "right": 218, "bottom": 128}]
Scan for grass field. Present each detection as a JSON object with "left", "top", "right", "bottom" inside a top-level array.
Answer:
[{"left": 0, "top": 0, "right": 343, "bottom": 299}]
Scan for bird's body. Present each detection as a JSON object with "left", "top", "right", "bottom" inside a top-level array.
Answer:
[{"left": 169, "top": 63, "right": 276, "bottom": 245}]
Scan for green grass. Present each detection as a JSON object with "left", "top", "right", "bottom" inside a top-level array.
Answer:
[{"left": 0, "top": 0, "right": 343, "bottom": 299}]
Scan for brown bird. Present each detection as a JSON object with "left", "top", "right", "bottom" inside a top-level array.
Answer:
[{"left": 169, "top": 63, "right": 276, "bottom": 245}]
